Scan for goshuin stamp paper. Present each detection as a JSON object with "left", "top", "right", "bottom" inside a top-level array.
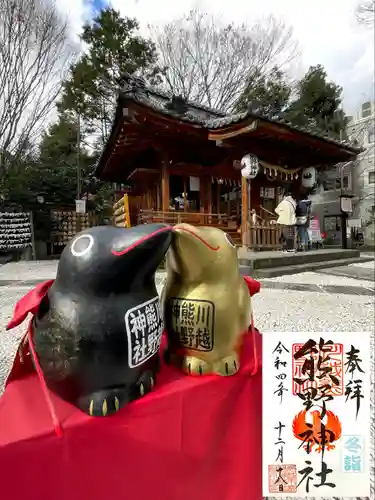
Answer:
[{"left": 262, "top": 332, "right": 371, "bottom": 498}]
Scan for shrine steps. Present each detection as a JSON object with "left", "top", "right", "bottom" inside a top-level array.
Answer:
[{"left": 237, "top": 249, "right": 373, "bottom": 278}]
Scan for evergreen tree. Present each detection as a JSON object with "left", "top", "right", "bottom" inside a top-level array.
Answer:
[
  {"left": 1, "top": 114, "right": 94, "bottom": 209},
  {"left": 235, "top": 64, "right": 348, "bottom": 139},
  {"left": 285, "top": 65, "right": 348, "bottom": 139},
  {"left": 58, "top": 8, "right": 162, "bottom": 145}
]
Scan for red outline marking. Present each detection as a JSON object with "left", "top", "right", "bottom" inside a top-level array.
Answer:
[
  {"left": 111, "top": 226, "right": 172, "bottom": 256},
  {"left": 174, "top": 226, "right": 220, "bottom": 251}
]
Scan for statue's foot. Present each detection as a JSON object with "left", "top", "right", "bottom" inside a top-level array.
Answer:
[
  {"left": 78, "top": 387, "right": 127, "bottom": 417},
  {"left": 213, "top": 353, "right": 240, "bottom": 376},
  {"left": 182, "top": 355, "right": 211, "bottom": 376},
  {"left": 165, "top": 349, "right": 210, "bottom": 375}
]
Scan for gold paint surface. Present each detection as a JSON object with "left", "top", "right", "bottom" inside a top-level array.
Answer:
[
  {"left": 89, "top": 399, "right": 94, "bottom": 416},
  {"left": 102, "top": 399, "right": 108, "bottom": 416},
  {"left": 163, "top": 224, "right": 251, "bottom": 376},
  {"left": 168, "top": 298, "right": 214, "bottom": 352}
]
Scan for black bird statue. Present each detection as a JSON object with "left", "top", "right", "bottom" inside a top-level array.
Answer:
[{"left": 32, "top": 224, "right": 172, "bottom": 416}]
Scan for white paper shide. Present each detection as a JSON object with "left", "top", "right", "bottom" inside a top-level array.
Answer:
[{"left": 262, "top": 332, "right": 371, "bottom": 498}]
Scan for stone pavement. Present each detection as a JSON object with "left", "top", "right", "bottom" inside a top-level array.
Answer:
[
  {"left": 0, "top": 259, "right": 373, "bottom": 500},
  {"left": 319, "top": 261, "right": 375, "bottom": 281}
]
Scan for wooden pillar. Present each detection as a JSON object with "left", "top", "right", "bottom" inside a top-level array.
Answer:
[
  {"left": 207, "top": 176, "right": 212, "bottom": 213},
  {"left": 241, "top": 176, "right": 249, "bottom": 247},
  {"left": 216, "top": 182, "right": 221, "bottom": 213},
  {"left": 183, "top": 176, "right": 188, "bottom": 212},
  {"left": 236, "top": 183, "right": 241, "bottom": 219},
  {"left": 199, "top": 176, "right": 205, "bottom": 213},
  {"left": 156, "top": 181, "right": 161, "bottom": 210},
  {"left": 161, "top": 159, "right": 170, "bottom": 212}
]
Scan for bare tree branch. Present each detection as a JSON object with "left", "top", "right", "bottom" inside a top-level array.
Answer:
[
  {"left": 149, "top": 9, "right": 299, "bottom": 112},
  {"left": 355, "top": 0, "right": 375, "bottom": 25},
  {"left": 0, "top": 0, "right": 76, "bottom": 175}
]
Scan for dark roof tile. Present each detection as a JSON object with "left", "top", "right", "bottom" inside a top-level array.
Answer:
[{"left": 118, "top": 73, "right": 361, "bottom": 154}]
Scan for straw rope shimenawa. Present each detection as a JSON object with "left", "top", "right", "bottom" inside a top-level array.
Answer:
[{"left": 259, "top": 160, "right": 302, "bottom": 180}]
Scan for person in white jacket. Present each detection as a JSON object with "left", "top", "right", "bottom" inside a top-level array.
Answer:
[{"left": 275, "top": 191, "right": 297, "bottom": 252}]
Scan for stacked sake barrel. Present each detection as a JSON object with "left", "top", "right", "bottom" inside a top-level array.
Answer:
[{"left": 113, "top": 195, "right": 130, "bottom": 228}]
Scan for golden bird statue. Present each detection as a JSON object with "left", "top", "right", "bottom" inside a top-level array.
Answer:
[{"left": 162, "top": 223, "right": 253, "bottom": 376}]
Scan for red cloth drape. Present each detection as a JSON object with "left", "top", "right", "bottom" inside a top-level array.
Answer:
[
  {"left": 1, "top": 276, "right": 262, "bottom": 500},
  {"left": 0, "top": 331, "right": 262, "bottom": 500}
]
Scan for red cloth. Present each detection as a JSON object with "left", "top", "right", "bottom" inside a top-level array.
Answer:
[
  {"left": 6, "top": 279, "right": 54, "bottom": 331},
  {"left": 243, "top": 275, "right": 261, "bottom": 296},
  {"left": 5, "top": 280, "right": 54, "bottom": 385},
  {"left": 1, "top": 275, "right": 262, "bottom": 500},
  {"left": 0, "top": 331, "right": 262, "bottom": 500}
]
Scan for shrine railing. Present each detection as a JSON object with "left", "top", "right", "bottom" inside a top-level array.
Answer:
[
  {"left": 259, "top": 205, "right": 277, "bottom": 220},
  {"left": 244, "top": 219, "right": 282, "bottom": 250},
  {"left": 138, "top": 210, "right": 282, "bottom": 250},
  {"left": 138, "top": 210, "right": 238, "bottom": 228}
]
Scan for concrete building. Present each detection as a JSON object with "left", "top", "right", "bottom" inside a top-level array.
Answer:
[
  {"left": 310, "top": 101, "right": 374, "bottom": 246},
  {"left": 348, "top": 101, "right": 375, "bottom": 245}
]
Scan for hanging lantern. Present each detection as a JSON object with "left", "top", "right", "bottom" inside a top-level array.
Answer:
[
  {"left": 301, "top": 167, "right": 317, "bottom": 188},
  {"left": 241, "top": 154, "right": 259, "bottom": 179}
]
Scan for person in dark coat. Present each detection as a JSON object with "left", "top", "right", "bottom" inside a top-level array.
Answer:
[{"left": 295, "top": 197, "right": 312, "bottom": 251}]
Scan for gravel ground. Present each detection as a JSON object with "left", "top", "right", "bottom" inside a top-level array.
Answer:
[
  {"left": 0, "top": 259, "right": 373, "bottom": 500},
  {"left": 0, "top": 260, "right": 59, "bottom": 281},
  {"left": 270, "top": 270, "right": 374, "bottom": 289}
]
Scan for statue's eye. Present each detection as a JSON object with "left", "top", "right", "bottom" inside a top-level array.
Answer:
[
  {"left": 224, "top": 233, "right": 236, "bottom": 248},
  {"left": 71, "top": 234, "right": 94, "bottom": 257}
]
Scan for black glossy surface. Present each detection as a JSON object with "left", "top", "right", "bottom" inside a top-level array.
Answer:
[{"left": 32, "top": 224, "right": 172, "bottom": 416}]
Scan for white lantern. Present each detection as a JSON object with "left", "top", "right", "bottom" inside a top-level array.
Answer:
[
  {"left": 301, "top": 167, "right": 317, "bottom": 188},
  {"left": 241, "top": 154, "right": 259, "bottom": 179}
]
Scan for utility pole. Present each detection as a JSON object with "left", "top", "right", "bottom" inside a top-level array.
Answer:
[
  {"left": 76, "top": 111, "right": 81, "bottom": 200},
  {"left": 339, "top": 161, "right": 351, "bottom": 249},
  {"left": 76, "top": 111, "right": 82, "bottom": 234}
]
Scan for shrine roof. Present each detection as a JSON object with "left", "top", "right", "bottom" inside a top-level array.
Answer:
[
  {"left": 117, "top": 74, "right": 360, "bottom": 153},
  {"left": 117, "top": 74, "right": 225, "bottom": 124},
  {"left": 206, "top": 111, "right": 360, "bottom": 153},
  {"left": 95, "top": 74, "right": 361, "bottom": 180}
]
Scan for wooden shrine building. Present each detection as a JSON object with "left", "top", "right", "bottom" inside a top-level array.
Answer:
[{"left": 96, "top": 74, "right": 360, "bottom": 249}]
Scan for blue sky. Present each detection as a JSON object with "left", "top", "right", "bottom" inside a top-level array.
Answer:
[{"left": 88, "top": 0, "right": 109, "bottom": 15}]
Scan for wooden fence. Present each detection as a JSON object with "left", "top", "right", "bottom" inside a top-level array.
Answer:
[
  {"left": 138, "top": 209, "right": 282, "bottom": 250},
  {"left": 138, "top": 210, "right": 238, "bottom": 228},
  {"left": 244, "top": 220, "right": 282, "bottom": 250}
]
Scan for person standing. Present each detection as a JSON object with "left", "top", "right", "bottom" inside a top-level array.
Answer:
[
  {"left": 275, "top": 191, "right": 297, "bottom": 252},
  {"left": 295, "top": 196, "right": 312, "bottom": 251}
]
